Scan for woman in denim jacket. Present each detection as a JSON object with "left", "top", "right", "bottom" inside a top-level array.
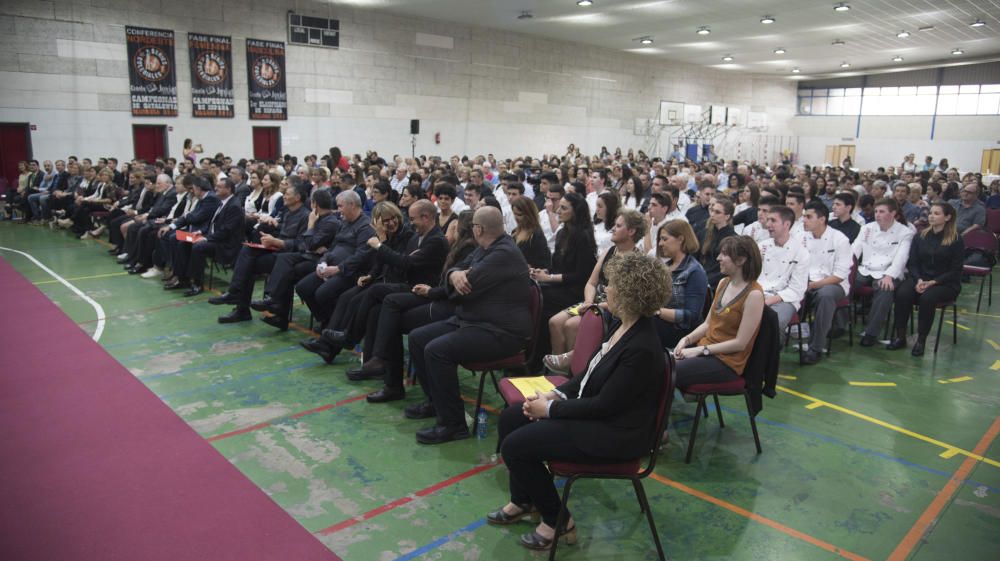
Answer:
[{"left": 654, "top": 219, "right": 709, "bottom": 348}]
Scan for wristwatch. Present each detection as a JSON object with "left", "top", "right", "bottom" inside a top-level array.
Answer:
[{"left": 701, "top": 346, "right": 711, "bottom": 357}]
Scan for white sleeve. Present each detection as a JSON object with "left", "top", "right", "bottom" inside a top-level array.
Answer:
[
  {"left": 832, "top": 234, "right": 853, "bottom": 282},
  {"left": 778, "top": 247, "right": 810, "bottom": 305},
  {"left": 886, "top": 227, "right": 914, "bottom": 280}
]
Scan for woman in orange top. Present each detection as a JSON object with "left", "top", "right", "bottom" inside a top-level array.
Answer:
[{"left": 673, "top": 236, "right": 764, "bottom": 387}]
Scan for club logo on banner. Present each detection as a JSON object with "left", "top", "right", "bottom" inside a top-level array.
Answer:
[
  {"left": 188, "top": 33, "right": 234, "bottom": 118},
  {"left": 246, "top": 38, "right": 288, "bottom": 120},
  {"left": 125, "top": 26, "right": 178, "bottom": 117}
]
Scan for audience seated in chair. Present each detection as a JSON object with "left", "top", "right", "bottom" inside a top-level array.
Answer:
[
  {"left": 800, "top": 200, "right": 852, "bottom": 364},
  {"left": 852, "top": 198, "right": 914, "bottom": 346}
]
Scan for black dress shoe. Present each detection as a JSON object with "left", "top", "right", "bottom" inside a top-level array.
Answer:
[
  {"left": 127, "top": 266, "right": 145, "bottom": 275},
  {"left": 321, "top": 329, "right": 348, "bottom": 346},
  {"left": 208, "top": 292, "right": 239, "bottom": 305},
  {"left": 801, "top": 349, "right": 821, "bottom": 365},
  {"left": 486, "top": 504, "right": 537, "bottom": 525},
  {"left": 886, "top": 337, "right": 907, "bottom": 350},
  {"left": 347, "top": 363, "right": 386, "bottom": 381},
  {"left": 911, "top": 340, "right": 925, "bottom": 357},
  {"left": 218, "top": 308, "right": 252, "bottom": 324},
  {"left": 261, "top": 313, "right": 289, "bottom": 331},
  {"left": 163, "top": 278, "right": 184, "bottom": 290},
  {"left": 250, "top": 298, "right": 275, "bottom": 312},
  {"left": 300, "top": 338, "right": 339, "bottom": 363},
  {"left": 366, "top": 387, "right": 405, "bottom": 403},
  {"left": 519, "top": 525, "right": 577, "bottom": 550},
  {"left": 404, "top": 401, "right": 436, "bottom": 420},
  {"left": 183, "top": 285, "right": 204, "bottom": 297},
  {"left": 859, "top": 334, "right": 877, "bottom": 347},
  {"left": 416, "top": 424, "right": 470, "bottom": 445}
]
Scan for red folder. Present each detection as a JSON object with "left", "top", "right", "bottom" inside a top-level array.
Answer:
[{"left": 175, "top": 231, "right": 204, "bottom": 243}]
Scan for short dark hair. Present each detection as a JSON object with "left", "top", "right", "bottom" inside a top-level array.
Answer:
[
  {"left": 785, "top": 190, "right": 805, "bottom": 205},
  {"left": 434, "top": 182, "right": 457, "bottom": 199},
  {"left": 768, "top": 205, "right": 796, "bottom": 226},
  {"left": 539, "top": 172, "right": 559, "bottom": 185},
  {"left": 293, "top": 183, "right": 310, "bottom": 203},
  {"left": 505, "top": 182, "right": 525, "bottom": 195},
  {"left": 312, "top": 188, "right": 333, "bottom": 210},
  {"left": 758, "top": 195, "right": 781, "bottom": 208},
  {"left": 833, "top": 192, "right": 856, "bottom": 211},
  {"left": 804, "top": 200, "right": 830, "bottom": 222}
]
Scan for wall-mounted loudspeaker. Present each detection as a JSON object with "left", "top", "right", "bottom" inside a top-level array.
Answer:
[{"left": 410, "top": 119, "right": 420, "bottom": 135}]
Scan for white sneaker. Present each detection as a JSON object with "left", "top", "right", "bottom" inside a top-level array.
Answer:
[
  {"left": 141, "top": 267, "right": 162, "bottom": 279},
  {"left": 79, "top": 232, "right": 91, "bottom": 240},
  {"left": 116, "top": 253, "right": 129, "bottom": 262}
]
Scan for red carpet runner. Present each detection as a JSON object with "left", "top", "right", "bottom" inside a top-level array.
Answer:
[{"left": 0, "top": 256, "right": 341, "bottom": 561}]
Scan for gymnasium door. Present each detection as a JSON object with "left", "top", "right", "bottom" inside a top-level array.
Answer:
[
  {"left": 824, "top": 144, "right": 856, "bottom": 167},
  {"left": 132, "top": 125, "right": 167, "bottom": 163},
  {"left": 252, "top": 127, "right": 280, "bottom": 161},
  {"left": 982, "top": 149, "right": 1000, "bottom": 175},
  {"left": 0, "top": 123, "right": 32, "bottom": 192}
]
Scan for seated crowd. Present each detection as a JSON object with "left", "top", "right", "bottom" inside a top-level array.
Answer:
[{"left": 5, "top": 145, "right": 995, "bottom": 550}]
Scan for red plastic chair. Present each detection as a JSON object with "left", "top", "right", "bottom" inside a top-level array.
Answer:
[
  {"left": 497, "top": 304, "right": 605, "bottom": 407},
  {"left": 465, "top": 280, "right": 542, "bottom": 435},
  {"left": 546, "top": 354, "right": 675, "bottom": 561},
  {"left": 962, "top": 230, "right": 996, "bottom": 312},
  {"left": 987, "top": 208, "right": 1000, "bottom": 238}
]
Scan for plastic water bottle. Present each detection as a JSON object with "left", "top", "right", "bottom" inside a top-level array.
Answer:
[{"left": 476, "top": 408, "right": 488, "bottom": 439}]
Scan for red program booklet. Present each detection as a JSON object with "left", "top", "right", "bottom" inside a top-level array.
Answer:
[{"left": 175, "top": 231, "right": 205, "bottom": 243}]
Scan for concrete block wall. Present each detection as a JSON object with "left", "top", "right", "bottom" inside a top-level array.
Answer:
[{"left": 0, "top": 0, "right": 798, "bottom": 163}]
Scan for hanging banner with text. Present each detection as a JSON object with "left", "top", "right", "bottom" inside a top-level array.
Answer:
[
  {"left": 188, "top": 33, "right": 234, "bottom": 118},
  {"left": 125, "top": 26, "right": 178, "bottom": 117},
  {"left": 246, "top": 38, "right": 288, "bottom": 120}
]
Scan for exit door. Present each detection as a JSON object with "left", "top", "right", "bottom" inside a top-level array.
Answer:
[
  {"left": 252, "top": 127, "right": 280, "bottom": 161},
  {"left": 132, "top": 125, "right": 168, "bottom": 163},
  {"left": 0, "top": 123, "right": 32, "bottom": 192}
]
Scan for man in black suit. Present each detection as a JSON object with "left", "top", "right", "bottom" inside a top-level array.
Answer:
[
  {"left": 212, "top": 184, "right": 313, "bottom": 322},
  {"left": 406, "top": 207, "right": 532, "bottom": 445},
  {"left": 181, "top": 177, "right": 245, "bottom": 296},
  {"left": 124, "top": 174, "right": 177, "bottom": 274},
  {"left": 163, "top": 175, "right": 221, "bottom": 290},
  {"left": 301, "top": 199, "right": 449, "bottom": 367}
]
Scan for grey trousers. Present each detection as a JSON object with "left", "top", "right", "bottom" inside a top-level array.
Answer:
[
  {"left": 771, "top": 301, "right": 798, "bottom": 336},
  {"left": 807, "top": 285, "right": 846, "bottom": 353},
  {"left": 856, "top": 274, "right": 897, "bottom": 338}
]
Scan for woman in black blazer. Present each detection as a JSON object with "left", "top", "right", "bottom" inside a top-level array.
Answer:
[{"left": 489, "top": 252, "right": 670, "bottom": 551}]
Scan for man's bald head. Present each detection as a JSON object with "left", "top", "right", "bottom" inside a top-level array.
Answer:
[{"left": 474, "top": 206, "right": 504, "bottom": 238}]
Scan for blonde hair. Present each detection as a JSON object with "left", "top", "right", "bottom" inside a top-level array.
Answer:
[{"left": 605, "top": 252, "right": 671, "bottom": 319}]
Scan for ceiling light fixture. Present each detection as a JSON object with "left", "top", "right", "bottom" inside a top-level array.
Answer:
[
  {"left": 970, "top": 19, "right": 985, "bottom": 28},
  {"left": 896, "top": 30, "right": 910, "bottom": 38},
  {"left": 696, "top": 26, "right": 711, "bottom": 35},
  {"left": 833, "top": 2, "right": 850, "bottom": 11},
  {"left": 760, "top": 15, "right": 775, "bottom": 24},
  {"left": 892, "top": 56, "right": 903, "bottom": 62},
  {"left": 791, "top": 67, "right": 801, "bottom": 73},
  {"left": 517, "top": 10, "right": 533, "bottom": 20},
  {"left": 639, "top": 36, "right": 653, "bottom": 44},
  {"left": 722, "top": 54, "right": 734, "bottom": 62},
  {"left": 774, "top": 47, "right": 786, "bottom": 54},
  {"left": 832, "top": 39, "right": 845, "bottom": 46},
  {"left": 840, "top": 62, "right": 851, "bottom": 68},
  {"left": 576, "top": 0, "right": 594, "bottom": 6},
  {"left": 918, "top": 25, "right": 935, "bottom": 32},
  {"left": 951, "top": 48, "right": 964, "bottom": 55}
]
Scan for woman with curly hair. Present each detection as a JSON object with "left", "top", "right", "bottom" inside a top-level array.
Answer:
[{"left": 489, "top": 252, "right": 669, "bottom": 551}]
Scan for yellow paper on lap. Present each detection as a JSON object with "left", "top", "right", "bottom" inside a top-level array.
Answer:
[{"left": 508, "top": 377, "right": 557, "bottom": 398}]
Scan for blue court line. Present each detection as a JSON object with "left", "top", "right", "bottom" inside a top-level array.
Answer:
[
  {"left": 157, "top": 359, "right": 321, "bottom": 401},
  {"left": 709, "top": 404, "right": 1000, "bottom": 494},
  {"left": 393, "top": 518, "right": 488, "bottom": 561},
  {"left": 139, "top": 345, "right": 299, "bottom": 381}
]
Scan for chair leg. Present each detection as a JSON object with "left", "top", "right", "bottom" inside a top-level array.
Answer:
[
  {"left": 977, "top": 276, "right": 986, "bottom": 313},
  {"left": 472, "top": 370, "right": 488, "bottom": 435},
  {"left": 712, "top": 394, "right": 724, "bottom": 428},
  {"left": 548, "top": 476, "right": 576, "bottom": 561},
  {"left": 744, "top": 392, "right": 762, "bottom": 454},
  {"left": 952, "top": 304, "right": 957, "bottom": 345},
  {"left": 489, "top": 370, "right": 501, "bottom": 395},
  {"left": 934, "top": 306, "right": 945, "bottom": 354},
  {"left": 685, "top": 396, "right": 705, "bottom": 463},
  {"left": 634, "top": 479, "right": 667, "bottom": 561},
  {"left": 631, "top": 479, "right": 646, "bottom": 513}
]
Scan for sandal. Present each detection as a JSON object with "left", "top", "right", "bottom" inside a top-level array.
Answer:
[
  {"left": 519, "top": 524, "right": 577, "bottom": 550},
  {"left": 542, "top": 352, "right": 572, "bottom": 375},
  {"left": 486, "top": 503, "right": 538, "bottom": 525}
]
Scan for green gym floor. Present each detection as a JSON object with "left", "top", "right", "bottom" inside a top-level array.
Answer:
[{"left": 1, "top": 220, "right": 998, "bottom": 561}]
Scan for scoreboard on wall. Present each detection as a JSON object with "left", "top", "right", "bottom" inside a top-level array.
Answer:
[{"left": 288, "top": 13, "right": 339, "bottom": 49}]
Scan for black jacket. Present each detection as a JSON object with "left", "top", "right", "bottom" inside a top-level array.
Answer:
[
  {"left": 907, "top": 230, "right": 965, "bottom": 292},
  {"left": 205, "top": 196, "right": 246, "bottom": 263},
  {"left": 292, "top": 212, "right": 340, "bottom": 255},
  {"left": 373, "top": 224, "right": 448, "bottom": 287},
  {"left": 745, "top": 305, "right": 780, "bottom": 415},
  {"left": 274, "top": 206, "right": 310, "bottom": 250},
  {"left": 146, "top": 188, "right": 178, "bottom": 220},
  {"left": 446, "top": 234, "right": 531, "bottom": 339},
  {"left": 551, "top": 316, "right": 666, "bottom": 459},
  {"left": 175, "top": 193, "right": 221, "bottom": 232},
  {"left": 517, "top": 230, "right": 552, "bottom": 270}
]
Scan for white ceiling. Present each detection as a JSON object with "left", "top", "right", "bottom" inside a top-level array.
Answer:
[{"left": 336, "top": 0, "right": 1000, "bottom": 79}]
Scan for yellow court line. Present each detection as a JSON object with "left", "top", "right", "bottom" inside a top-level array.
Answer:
[
  {"left": 776, "top": 385, "right": 1000, "bottom": 469},
  {"left": 778, "top": 374, "right": 798, "bottom": 380},
  {"left": 848, "top": 381, "right": 897, "bottom": 387},
  {"left": 992, "top": 360, "right": 1000, "bottom": 371},
  {"left": 944, "top": 320, "right": 970, "bottom": 331},
  {"left": 34, "top": 271, "right": 128, "bottom": 285},
  {"left": 937, "top": 376, "right": 973, "bottom": 385},
  {"left": 959, "top": 308, "right": 1000, "bottom": 320},
  {"left": 987, "top": 339, "right": 1000, "bottom": 352}
]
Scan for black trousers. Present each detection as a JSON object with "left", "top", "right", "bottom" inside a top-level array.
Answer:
[
  {"left": 295, "top": 271, "right": 355, "bottom": 328},
  {"left": 331, "top": 282, "right": 409, "bottom": 344},
  {"left": 892, "top": 278, "right": 959, "bottom": 337},
  {"left": 673, "top": 355, "right": 740, "bottom": 389},
  {"left": 227, "top": 246, "right": 279, "bottom": 309},
  {"left": 264, "top": 253, "right": 318, "bottom": 313},
  {"left": 157, "top": 229, "right": 179, "bottom": 270},
  {"left": 109, "top": 214, "right": 132, "bottom": 248},
  {"left": 71, "top": 202, "right": 103, "bottom": 234},
  {"left": 409, "top": 319, "right": 523, "bottom": 428},
  {"left": 498, "top": 406, "right": 609, "bottom": 527},
  {"left": 188, "top": 240, "right": 225, "bottom": 285},
  {"left": 371, "top": 293, "right": 456, "bottom": 389}
]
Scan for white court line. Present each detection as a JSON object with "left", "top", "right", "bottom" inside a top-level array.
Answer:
[{"left": 0, "top": 246, "right": 106, "bottom": 341}]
